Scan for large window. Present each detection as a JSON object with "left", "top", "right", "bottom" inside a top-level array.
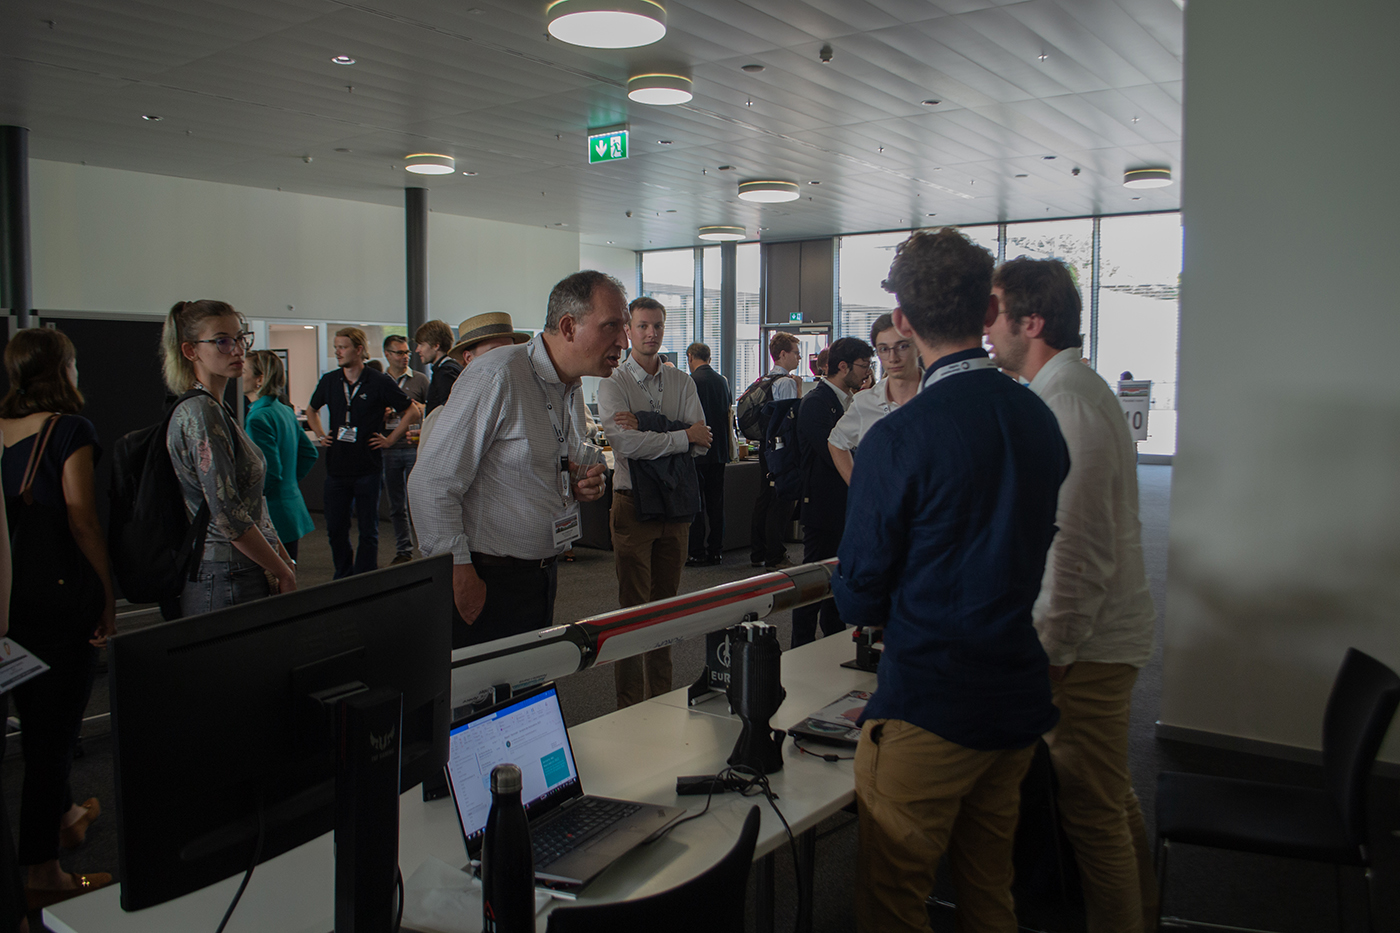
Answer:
[
  {"left": 734, "top": 242, "right": 763, "bottom": 394},
  {"left": 701, "top": 246, "right": 722, "bottom": 375},
  {"left": 1098, "top": 213, "right": 1181, "bottom": 456},
  {"left": 1004, "top": 218, "right": 1095, "bottom": 338},
  {"left": 640, "top": 249, "right": 696, "bottom": 369}
]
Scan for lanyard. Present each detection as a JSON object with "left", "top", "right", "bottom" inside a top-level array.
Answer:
[
  {"left": 628, "top": 358, "right": 664, "bottom": 414},
  {"left": 526, "top": 338, "right": 576, "bottom": 503},
  {"left": 922, "top": 356, "right": 995, "bottom": 390},
  {"left": 341, "top": 374, "right": 363, "bottom": 426}
]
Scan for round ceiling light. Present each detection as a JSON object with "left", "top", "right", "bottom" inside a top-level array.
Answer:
[
  {"left": 697, "top": 225, "right": 746, "bottom": 241},
  {"left": 545, "top": 0, "right": 666, "bottom": 49},
  {"left": 627, "top": 73, "right": 693, "bottom": 105},
  {"left": 330, "top": 54, "right": 355, "bottom": 65},
  {"left": 404, "top": 153, "right": 456, "bottom": 175},
  {"left": 737, "top": 179, "right": 800, "bottom": 203},
  {"left": 1123, "top": 167, "right": 1172, "bottom": 189}
]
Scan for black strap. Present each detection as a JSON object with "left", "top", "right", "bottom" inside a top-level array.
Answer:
[{"left": 18, "top": 415, "right": 59, "bottom": 505}]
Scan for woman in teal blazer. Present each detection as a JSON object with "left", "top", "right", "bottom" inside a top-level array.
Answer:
[{"left": 244, "top": 351, "right": 318, "bottom": 559}]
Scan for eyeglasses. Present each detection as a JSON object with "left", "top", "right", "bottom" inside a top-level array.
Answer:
[
  {"left": 385, "top": 348, "right": 411, "bottom": 357},
  {"left": 193, "top": 332, "right": 254, "bottom": 354},
  {"left": 875, "top": 341, "right": 913, "bottom": 357}
]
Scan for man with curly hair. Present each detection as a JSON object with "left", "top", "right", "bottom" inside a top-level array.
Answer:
[{"left": 834, "top": 228, "right": 1069, "bottom": 932}]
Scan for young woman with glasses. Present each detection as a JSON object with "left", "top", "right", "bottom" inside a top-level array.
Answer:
[{"left": 161, "top": 300, "right": 296, "bottom": 616}]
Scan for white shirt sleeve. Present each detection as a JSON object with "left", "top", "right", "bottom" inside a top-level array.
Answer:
[{"left": 828, "top": 402, "right": 863, "bottom": 451}]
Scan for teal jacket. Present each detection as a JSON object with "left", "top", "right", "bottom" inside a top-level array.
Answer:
[{"left": 245, "top": 395, "right": 318, "bottom": 544}]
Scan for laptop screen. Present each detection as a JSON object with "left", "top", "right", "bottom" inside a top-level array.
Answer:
[{"left": 446, "top": 684, "right": 582, "bottom": 854}]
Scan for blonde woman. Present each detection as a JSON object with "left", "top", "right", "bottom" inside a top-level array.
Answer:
[
  {"left": 244, "top": 350, "right": 318, "bottom": 561},
  {"left": 161, "top": 300, "right": 295, "bottom": 615}
]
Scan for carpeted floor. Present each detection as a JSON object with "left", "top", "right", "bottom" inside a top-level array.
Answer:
[{"left": 5, "top": 464, "right": 1398, "bottom": 932}]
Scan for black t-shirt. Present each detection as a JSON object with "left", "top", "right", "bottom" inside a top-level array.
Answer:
[
  {"left": 2, "top": 414, "right": 101, "bottom": 505},
  {"left": 309, "top": 367, "right": 411, "bottom": 476}
]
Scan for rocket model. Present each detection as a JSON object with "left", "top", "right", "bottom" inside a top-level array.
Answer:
[{"left": 450, "top": 559, "right": 838, "bottom": 709}]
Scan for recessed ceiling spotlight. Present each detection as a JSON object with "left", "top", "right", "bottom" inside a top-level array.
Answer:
[
  {"left": 758, "top": 226, "right": 770, "bottom": 231},
  {"left": 920, "top": 99, "right": 941, "bottom": 107},
  {"left": 745, "top": 99, "right": 754, "bottom": 107},
  {"left": 331, "top": 54, "right": 356, "bottom": 65},
  {"left": 545, "top": 0, "right": 667, "bottom": 49},
  {"left": 628, "top": 73, "right": 692, "bottom": 105},
  {"left": 1042, "top": 155, "right": 1057, "bottom": 160},
  {"left": 741, "top": 63, "right": 765, "bottom": 73},
  {"left": 698, "top": 225, "right": 745, "bottom": 241},
  {"left": 808, "top": 180, "right": 821, "bottom": 185},
  {"left": 1015, "top": 173, "right": 1028, "bottom": 178},
  {"left": 1038, "top": 52, "right": 1049, "bottom": 62},
  {"left": 141, "top": 114, "right": 162, "bottom": 121},
  {"left": 403, "top": 153, "right": 455, "bottom": 175},
  {"left": 1131, "top": 196, "right": 1141, "bottom": 201},
  {"left": 303, "top": 325, "right": 315, "bottom": 330},
  {"left": 665, "top": 209, "right": 677, "bottom": 213},
  {"left": 462, "top": 171, "right": 478, "bottom": 176},
  {"left": 718, "top": 165, "right": 735, "bottom": 171},
  {"left": 1123, "top": 166, "right": 1172, "bottom": 188},
  {"left": 738, "top": 179, "right": 799, "bottom": 203},
  {"left": 657, "top": 139, "right": 673, "bottom": 145},
  {"left": 926, "top": 213, "right": 937, "bottom": 217},
  {"left": 606, "top": 240, "right": 614, "bottom": 244},
  {"left": 334, "top": 147, "right": 352, "bottom": 153}
]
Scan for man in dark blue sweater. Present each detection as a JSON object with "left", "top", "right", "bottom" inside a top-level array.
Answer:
[{"left": 833, "top": 228, "right": 1069, "bottom": 933}]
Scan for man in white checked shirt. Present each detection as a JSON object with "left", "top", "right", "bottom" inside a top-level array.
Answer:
[{"left": 408, "top": 271, "right": 622, "bottom": 648}]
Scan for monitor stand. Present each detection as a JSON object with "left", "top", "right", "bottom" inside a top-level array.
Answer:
[{"left": 330, "top": 687, "right": 403, "bottom": 933}]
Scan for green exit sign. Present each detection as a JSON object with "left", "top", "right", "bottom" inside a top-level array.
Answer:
[{"left": 588, "top": 128, "right": 628, "bottom": 164}]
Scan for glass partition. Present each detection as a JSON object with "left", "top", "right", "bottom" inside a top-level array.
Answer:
[
  {"left": 640, "top": 249, "right": 696, "bottom": 369},
  {"left": 701, "top": 246, "right": 722, "bottom": 375},
  {"left": 734, "top": 242, "right": 763, "bottom": 396}
]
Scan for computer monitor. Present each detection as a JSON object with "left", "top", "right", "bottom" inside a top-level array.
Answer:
[{"left": 109, "top": 554, "right": 453, "bottom": 915}]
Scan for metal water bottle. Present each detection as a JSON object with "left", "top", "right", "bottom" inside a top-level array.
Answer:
[{"left": 482, "top": 763, "right": 534, "bottom": 933}]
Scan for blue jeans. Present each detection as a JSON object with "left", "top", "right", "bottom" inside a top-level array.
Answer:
[
  {"left": 381, "top": 446, "right": 417, "bottom": 557},
  {"left": 324, "top": 472, "right": 382, "bottom": 578},
  {"left": 179, "top": 557, "right": 270, "bottom": 617}
]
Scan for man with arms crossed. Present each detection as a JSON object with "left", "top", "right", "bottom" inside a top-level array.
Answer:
[
  {"left": 984, "top": 257, "right": 1157, "bottom": 933},
  {"left": 791, "top": 336, "right": 872, "bottom": 648},
  {"left": 408, "top": 272, "right": 615, "bottom": 648},
  {"left": 685, "top": 341, "right": 731, "bottom": 567},
  {"left": 828, "top": 313, "right": 921, "bottom": 484},
  {"left": 598, "top": 298, "right": 710, "bottom": 708},
  {"left": 306, "top": 327, "right": 414, "bottom": 578},
  {"left": 381, "top": 334, "right": 427, "bottom": 564},
  {"left": 834, "top": 229, "right": 1068, "bottom": 933},
  {"left": 749, "top": 331, "right": 801, "bottom": 568}
]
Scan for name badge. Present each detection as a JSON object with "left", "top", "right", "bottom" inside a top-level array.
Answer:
[
  {"left": 552, "top": 505, "right": 581, "bottom": 549},
  {"left": 336, "top": 426, "right": 358, "bottom": 443}
]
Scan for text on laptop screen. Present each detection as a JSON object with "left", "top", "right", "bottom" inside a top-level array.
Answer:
[{"left": 447, "top": 687, "right": 581, "bottom": 848}]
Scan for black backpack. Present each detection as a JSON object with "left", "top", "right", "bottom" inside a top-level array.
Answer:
[
  {"left": 736, "top": 373, "right": 784, "bottom": 441},
  {"left": 108, "top": 389, "right": 218, "bottom": 614}
]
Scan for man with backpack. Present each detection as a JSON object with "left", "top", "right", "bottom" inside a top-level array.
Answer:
[{"left": 744, "top": 331, "right": 801, "bottom": 568}]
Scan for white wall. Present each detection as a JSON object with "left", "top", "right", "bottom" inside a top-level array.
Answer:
[
  {"left": 28, "top": 160, "right": 580, "bottom": 329},
  {"left": 1163, "top": 0, "right": 1400, "bottom": 760},
  {"left": 580, "top": 243, "right": 639, "bottom": 298}
]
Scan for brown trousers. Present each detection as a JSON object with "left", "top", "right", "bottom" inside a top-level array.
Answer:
[
  {"left": 610, "top": 490, "right": 690, "bottom": 708},
  {"left": 855, "top": 719, "right": 1036, "bottom": 933},
  {"left": 1045, "top": 662, "right": 1158, "bottom": 933}
]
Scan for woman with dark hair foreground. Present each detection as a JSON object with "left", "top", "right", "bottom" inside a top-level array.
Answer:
[{"left": 0, "top": 328, "right": 114, "bottom": 910}]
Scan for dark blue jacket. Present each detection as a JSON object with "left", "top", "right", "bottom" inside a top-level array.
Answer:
[
  {"left": 833, "top": 348, "right": 1069, "bottom": 751},
  {"left": 797, "top": 381, "right": 848, "bottom": 532}
]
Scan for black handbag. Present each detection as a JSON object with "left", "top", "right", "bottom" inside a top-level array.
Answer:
[{"left": 7, "top": 415, "right": 104, "bottom": 646}]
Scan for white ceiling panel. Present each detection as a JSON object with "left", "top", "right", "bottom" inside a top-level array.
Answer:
[{"left": 0, "top": 0, "right": 1183, "bottom": 249}]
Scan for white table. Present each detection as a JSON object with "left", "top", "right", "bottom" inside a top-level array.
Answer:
[{"left": 46, "top": 633, "right": 872, "bottom": 933}]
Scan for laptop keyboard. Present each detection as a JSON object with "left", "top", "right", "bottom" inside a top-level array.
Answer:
[{"left": 533, "top": 799, "right": 642, "bottom": 869}]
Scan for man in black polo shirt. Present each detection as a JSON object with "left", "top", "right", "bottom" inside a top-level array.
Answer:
[
  {"left": 306, "top": 326, "right": 413, "bottom": 578},
  {"left": 791, "top": 335, "right": 872, "bottom": 648},
  {"left": 834, "top": 228, "right": 1069, "bottom": 932}
]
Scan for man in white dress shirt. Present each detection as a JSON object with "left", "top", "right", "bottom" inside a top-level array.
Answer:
[
  {"left": 408, "top": 271, "right": 619, "bottom": 649},
  {"left": 598, "top": 297, "right": 710, "bottom": 707},
  {"left": 828, "top": 312, "right": 922, "bottom": 484},
  {"left": 984, "top": 257, "right": 1158, "bottom": 933}
]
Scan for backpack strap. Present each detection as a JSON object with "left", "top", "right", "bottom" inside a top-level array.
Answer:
[{"left": 18, "top": 415, "right": 60, "bottom": 506}]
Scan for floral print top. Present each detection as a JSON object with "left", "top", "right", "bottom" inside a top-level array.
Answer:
[{"left": 166, "top": 388, "right": 279, "bottom": 559}]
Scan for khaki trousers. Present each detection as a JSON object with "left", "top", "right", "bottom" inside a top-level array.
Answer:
[
  {"left": 855, "top": 719, "right": 1036, "bottom": 933},
  {"left": 610, "top": 490, "right": 689, "bottom": 708},
  {"left": 1044, "top": 662, "right": 1158, "bottom": 933}
]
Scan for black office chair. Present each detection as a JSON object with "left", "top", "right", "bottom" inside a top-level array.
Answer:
[
  {"left": 1155, "top": 648, "right": 1400, "bottom": 931},
  {"left": 545, "top": 805, "right": 762, "bottom": 933}
]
